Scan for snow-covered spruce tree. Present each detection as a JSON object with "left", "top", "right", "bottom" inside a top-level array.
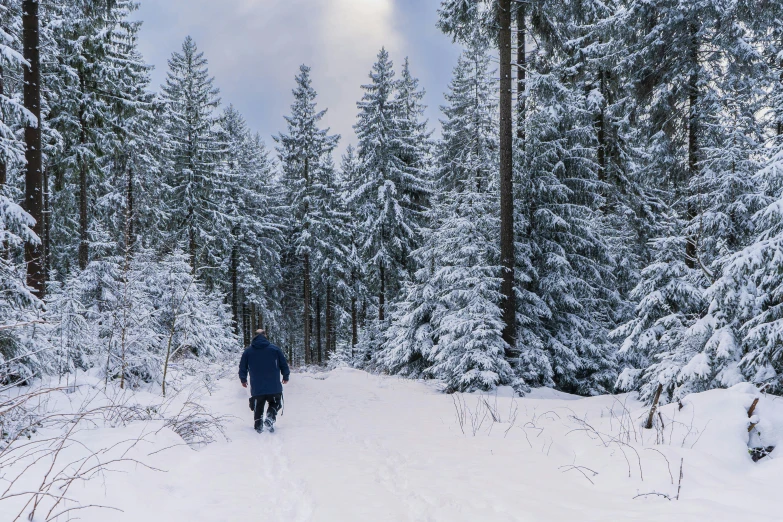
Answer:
[
  {"left": 380, "top": 38, "right": 512, "bottom": 392},
  {"left": 275, "top": 64, "right": 339, "bottom": 364},
  {"left": 438, "top": 0, "right": 517, "bottom": 350},
  {"left": 516, "top": 60, "right": 620, "bottom": 395},
  {"left": 218, "top": 105, "right": 283, "bottom": 341},
  {"left": 161, "top": 36, "right": 228, "bottom": 281},
  {"left": 152, "top": 249, "right": 236, "bottom": 365},
  {"left": 613, "top": 0, "right": 773, "bottom": 402},
  {"left": 0, "top": 3, "right": 48, "bottom": 381},
  {"left": 44, "top": 0, "right": 131, "bottom": 271},
  {"left": 350, "top": 49, "right": 430, "bottom": 348},
  {"left": 338, "top": 145, "right": 368, "bottom": 358}
]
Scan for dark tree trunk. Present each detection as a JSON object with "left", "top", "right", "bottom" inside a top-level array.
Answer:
[
  {"left": 126, "top": 165, "right": 135, "bottom": 248},
  {"left": 251, "top": 302, "right": 257, "bottom": 333},
  {"left": 498, "top": 0, "right": 516, "bottom": 347},
  {"left": 325, "top": 282, "right": 333, "bottom": 356},
  {"left": 596, "top": 71, "right": 607, "bottom": 184},
  {"left": 685, "top": 21, "right": 699, "bottom": 270},
  {"left": 230, "top": 233, "right": 239, "bottom": 334},
  {"left": 22, "top": 0, "right": 45, "bottom": 297},
  {"left": 242, "top": 301, "right": 251, "bottom": 346},
  {"left": 516, "top": 3, "right": 526, "bottom": 145},
  {"left": 316, "top": 296, "right": 322, "bottom": 365},
  {"left": 378, "top": 262, "right": 386, "bottom": 321},
  {"left": 0, "top": 64, "right": 5, "bottom": 188},
  {"left": 351, "top": 270, "right": 358, "bottom": 350},
  {"left": 303, "top": 253, "right": 312, "bottom": 365},
  {"left": 188, "top": 207, "right": 197, "bottom": 273},
  {"left": 78, "top": 69, "right": 89, "bottom": 270},
  {"left": 43, "top": 165, "right": 50, "bottom": 280}
]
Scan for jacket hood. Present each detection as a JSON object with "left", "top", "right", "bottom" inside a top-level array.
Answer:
[{"left": 251, "top": 335, "right": 271, "bottom": 350}]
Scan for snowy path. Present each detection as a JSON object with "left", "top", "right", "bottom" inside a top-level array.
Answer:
[{"left": 61, "top": 368, "right": 781, "bottom": 522}]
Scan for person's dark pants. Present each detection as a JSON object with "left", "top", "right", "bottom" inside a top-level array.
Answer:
[{"left": 252, "top": 393, "right": 282, "bottom": 429}]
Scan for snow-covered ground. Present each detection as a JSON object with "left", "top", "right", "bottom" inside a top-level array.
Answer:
[{"left": 3, "top": 368, "right": 782, "bottom": 521}]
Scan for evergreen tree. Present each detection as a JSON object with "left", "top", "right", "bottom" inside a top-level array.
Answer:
[
  {"left": 275, "top": 64, "right": 339, "bottom": 364},
  {"left": 161, "top": 36, "right": 226, "bottom": 277},
  {"left": 350, "top": 49, "right": 429, "bottom": 327}
]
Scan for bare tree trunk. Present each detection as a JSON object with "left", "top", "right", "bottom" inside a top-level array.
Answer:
[
  {"left": 516, "top": 3, "right": 526, "bottom": 145},
  {"left": 22, "top": 0, "right": 45, "bottom": 297},
  {"left": 316, "top": 296, "right": 322, "bottom": 364},
  {"left": 325, "top": 282, "right": 332, "bottom": 355},
  {"left": 498, "top": 0, "right": 516, "bottom": 347},
  {"left": 78, "top": 69, "right": 89, "bottom": 270},
  {"left": 231, "top": 236, "right": 239, "bottom": 334},
  {"left": 0, "top": 64, "right": 5, "bottom": 188},
  {"left": 43, "top": 166, "right": 50, "bottom": 279},
  {"left": 126, "top": 165, "right": 135, "bottom": 248},
  {"left": 685, "top": 21, "right": 699, "bottom": 270},
  {"left": 378, "top": 262, "right": 385, "bottom": 321},
  {"left": 351, "top": 271, "right": 358, "bottom": 350},
  {"left": 251, "top": 302, "right": 257, "bottom": 334},
  {"left": 303, "top": 253, "right": 312, "bottom": 365}
]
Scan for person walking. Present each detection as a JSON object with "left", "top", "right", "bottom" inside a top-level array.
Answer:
[{"left": 238, "top": 329, "right": 290, "bottom": 433}]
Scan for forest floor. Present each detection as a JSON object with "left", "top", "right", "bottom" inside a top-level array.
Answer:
[{"left": 3, "top": 367, "right": 783, "bottom": 521}]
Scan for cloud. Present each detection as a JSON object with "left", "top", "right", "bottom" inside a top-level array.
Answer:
[{"left": 135, "top": 0, "right": 459, "bottom": 154}]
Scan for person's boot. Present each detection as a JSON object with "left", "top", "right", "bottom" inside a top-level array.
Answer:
[
  {"left": 254, "top": 420, "right": 263, "bottom": 433},
  {"left": 264, "top": 418, "right": 275, "bottom": 433}
]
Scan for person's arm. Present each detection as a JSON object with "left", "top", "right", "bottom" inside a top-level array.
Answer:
[
  {"left": 278, "top": 349, "right": 290, "bottom": 384},
  {"left": 238, "top": 350, "right": 249, "bottom": 388}
]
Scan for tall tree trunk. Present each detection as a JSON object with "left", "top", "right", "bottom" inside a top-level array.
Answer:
[
  {"left": 351, "top": 270, "right": 358, "bottom": 350},
  {"left": 126, "top": 165, "right": 135, "bottom": 248},
  {"left": 516, "top": 3, "right": 526, "bottom": 145},
  {"left": 685, "top": 21, "right": 699, "bottom": 270},
  {"left": 78, "top": 69, "right": 89, "bottom": 270},
  {"left": 242, "top": 301, "right": 251, "bottom": 346},
  {"left": 0, "top": 64, "right": 5, "bottom": 188},
  {"left": 596, "top": 71, "right": 607, "bottom": 184},
  {"left": 498, "top": 0, "right": 516, "bottom": 347},
  {"left": 230, "top": 232, "right": 239, "bottom": 334},
  {"left": 325, "top": 282, "right": 333, "bottom": 356},
  {"left": 251, "top": 302, "right": 257, "bottom": 334},
  {"left": 188, "top": 207, "right": 197, "bottom": 273},
  {"left": 378, "top": 261, "right": 386, "bottom": 321},
  {"left": 22, "top": 0, "right": 45, "bottom": 297},
  {"left": 43, "top": 165, "right": 50, "bottom": 280},
  {"left": 316, "top": 296, "right": 322, "bottom": 365},
  {"left": 303, "top": 253, "right": 312, "bottom": 365}
]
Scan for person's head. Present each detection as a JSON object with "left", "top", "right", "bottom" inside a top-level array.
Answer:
[{"left": 256, "top": 329, "right": 265, "bottom": 336}]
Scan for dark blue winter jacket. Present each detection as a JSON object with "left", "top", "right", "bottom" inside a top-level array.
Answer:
[{"left": 238, "top": 335, "right": 290, "bottom": 396}]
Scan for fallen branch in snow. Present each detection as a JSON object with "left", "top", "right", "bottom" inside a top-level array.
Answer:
[
  {"left": 559, "top": 463, "right": 598, "bottom": 485},
  {"left": 633, "top": 491, "right": 671, "bottom": 501}
]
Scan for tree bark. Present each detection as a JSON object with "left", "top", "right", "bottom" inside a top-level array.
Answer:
[
  {"left": 230, "top": 233, "right": 239, "bottom": 334},
  {"left": 351, "top": 271, "right": 358, "bottom": 350},
  {"left": 316, "top": 295, "right": 322, "bottom": 364},
  {"left": 685, "top": 21, "right": 699, "bottom": 270},
  {"left": 499, "top": 0, "right": 516, "bottom": 347},
  {"left": 379, "top": 261, "right": 386, "bottom": 321},
  {"left": 126, "top": 165, "right": 135, "bottom": 248},
  {"left": 43, "top": 165, "right": 50, "bottom": 280},
  {"left": 0, "top": 64, "right": 6, "bottom": 188},
  {"left": 325, "top": 282, "right": 333, "bottom": 356},
  {"left": 78, "top": 69, "right": 89, "bottom": 270},
  {"left": 516, "top": 3, "right": 526, "bottom": 145},
  {"left": 303, "top": 253, "right": 312, "bottom": 365},
  {"left": 22, "top": 0, "right": 45, "bottom": 297}
]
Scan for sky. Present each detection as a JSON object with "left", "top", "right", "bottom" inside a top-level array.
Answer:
[{"left": 134, "top": 0, "right": 463, "bottom": 154}]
